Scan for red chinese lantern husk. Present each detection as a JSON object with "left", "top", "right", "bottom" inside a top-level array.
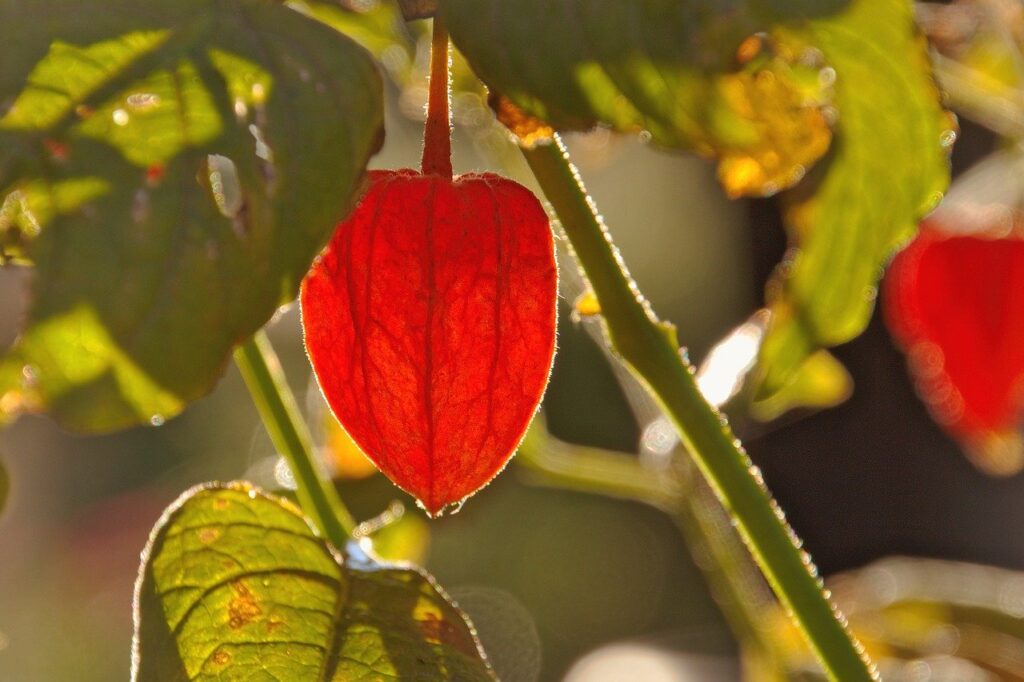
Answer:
[
  {"left": 300, "top": 18, "right": 557, "bottom": 514},
  {"left": 884, "top": 220, "right": 1024, "bottom": 474}
]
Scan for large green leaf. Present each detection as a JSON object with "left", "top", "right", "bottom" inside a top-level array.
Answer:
[
  {"left": 442, "top": 0, "right": 834, "bottom": 197},
  {"left": 133, "top": 483, "right": 494, "bottom": 681},
  {"left": 755, "top": 0, "right": 952, "bottom": 399},
  {"left": 0, "top": 0, "right": 383, "bottom": 432},
  {"left": 443, "top": 0, "right": 950, "bottom": 408}
]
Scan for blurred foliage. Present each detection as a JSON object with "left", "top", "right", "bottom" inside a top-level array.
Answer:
[
  {"left": 0, "top": 0, "right": 383, "bottom": 432},
  {"left": 756, "top": 557, "right": 1024, "bottom": 680},
  {"left": 921, "top": 0, "right": 1024, "bottom": 138},
  {"left": 134, "top": 483, "right": 494, "bottom": 681},
  {"left": 750, "top": 349, "right": 852, "bottom": 422}
]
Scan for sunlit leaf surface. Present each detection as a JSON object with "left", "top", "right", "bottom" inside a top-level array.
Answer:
[
  {"left": 442, "top": 0, "right": 834, "bottom": 198},
  {"left": 0, "top": 0, "right": 383, "bottom": 431},
  {"left": 133, "top": 483, "right": 494, "bottom": 681}
]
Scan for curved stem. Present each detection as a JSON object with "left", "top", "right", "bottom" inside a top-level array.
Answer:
[
  {"left": 521, "top": 136, "right": 875, "bottom": 682},
  {"left": 421, "top": 16, "right": 452, "bottom": 178},
  {"left": 516, "top": 416, "right": 683, "bottom": 512},
  {"left": 234, "top": 331, "right": 356, "bottom": 546}
]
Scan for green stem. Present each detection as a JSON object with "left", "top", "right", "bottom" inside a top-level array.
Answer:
[
  {"left": 522, "top": 136, "right": 874, "bottom": 682},
  {"left": 516, "top": 416, "right": 682, "bottom": 512},
  {"left": 234, "top": 331, "right": 356, "bottom": 546}
]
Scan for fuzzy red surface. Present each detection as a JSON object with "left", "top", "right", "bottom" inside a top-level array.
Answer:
[
  {"left": 884, "top": 222, "right": 1024, "bottom": 463},
  {"left": 301, "top": 169, "right": 557, "bottom": 514}
]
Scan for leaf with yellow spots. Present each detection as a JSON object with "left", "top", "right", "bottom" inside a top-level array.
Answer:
[
  {"left": 132, "top": 483, "right": 494, "bottom": 681},
  {"left": 715, "top": 40, "right": 833, "bottom": 198}
]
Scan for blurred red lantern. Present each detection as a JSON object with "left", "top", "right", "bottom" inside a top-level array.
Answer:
[{"left": 884, "top": 217, "right": 1024, "bottom": 474}]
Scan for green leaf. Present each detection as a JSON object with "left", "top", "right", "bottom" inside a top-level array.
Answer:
[
  {"left": 290, "top": 0, "right": 414, "bottom": 65},
  {"left": 755, "top": 0, "right": 952, "bottom": 399},
  {"left": 133, "top": 483, "right": 494, "bottom": 681},
  {"left": 0, "top": 0, "right": 383, "bottom": 432},
  {"left": 749, "top": 348, "right": 852, "bottom": 421},
  {"left": 442, "top": 0, "right": 835, "bottom": 197}
]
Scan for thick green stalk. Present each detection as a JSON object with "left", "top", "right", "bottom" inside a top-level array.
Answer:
[
  {"left": 522, "top": 136, "right": 875, "bottom": 682},
  {"left": 234, "top": 331, "right": 356, "bottom": 546}
]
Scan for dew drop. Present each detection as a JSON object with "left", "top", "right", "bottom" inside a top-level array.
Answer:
[
  {"left": 126, "top": 92, "right": 160, "bottom": 111},
  {"left": 273, "top": 457, "right": 297, "bottom": 490},
  {"left": 248, "top": 124, "right": 273, "bottom": 163},
  {"left": 207, "top": 154, "right": 243, "bottom": 218},
  {"left": 149, "top": 414, "right": 165, "bottom": 427},
  {"left": 939, "top": 128, "right": 957, "bottom": 149},
  {"left": 112, "top": 108, "right": 129, "bottom": 126},
  {"left": 20, "top": 364, "right": 38, "bottom": 386},
  {"left": 233, "top": 98, "right": 248, "bottom": 119},
  {"left": 640, "top": 417, "right": 677, "bottom": 459},
  {"left": 818, "top": 67, "right": 837, "bottom": 88}
]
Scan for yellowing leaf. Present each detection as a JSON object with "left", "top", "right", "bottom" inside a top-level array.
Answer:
[
  {"left": 132, "top": 483, "right": 494, "bottom": 681},
  {"left": 716, "top": 46, "right": 832, "bottom": 197},
  {"left": 443, "top": 0, "right": 834, "bottom": 196},
  {"left": 750, "top": 348, "right": 852, "bottom": 421},
  {"left": 756, "top": 0, "right": 952, "bottom": 399}
]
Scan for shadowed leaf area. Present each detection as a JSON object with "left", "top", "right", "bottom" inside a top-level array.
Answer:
[
  {"left": 0, "top": 0, "right": 383, "bottom": 432},
  {"left": 442, "top": 0, "right": 951, "bottom": 411},
  {"left": 133, "top": 483, "right": 494, "bottom": 681}
]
